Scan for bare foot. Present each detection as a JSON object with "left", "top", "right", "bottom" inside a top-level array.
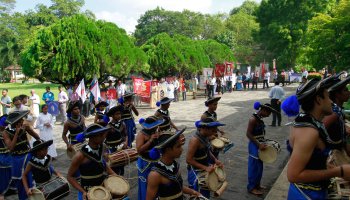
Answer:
[{"left": 258, "top": 185, "right": 267, "bottom": 190}]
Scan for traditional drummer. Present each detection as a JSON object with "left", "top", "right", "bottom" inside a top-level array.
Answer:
[
  {"left": 120, "top": 92, "right": 139, "bottom": 147},
  {"left": 154, "top": 97, "right": 179, "bottom": 132},
  {"left": 0, "top": 115, "right": 11, "bottom": 200},
  {"left": 62, "top": 101, "right": 86, "bottom": 151},
  {"left": 246, "top": 102, "right": 277, "bottom": 196},
  {"left": 136, "top": 116, "right": 164, "bottom": 200},
  {"left": 22, "top": 139, "right": 62, "bottom": 197},
  {"left": 147, "top": 129, "right": 201, "bottom": 200},
  {"left": 94, "top": 101, "right": 109, "bottom": 126},
  {"left": 201, "top": 97, "right": 225, "bottom": 138},
  {"left": 323, "top": 74, "right": 350, "bottom": 153},
  {"left": 106, "top": 105, "right": 128, "bottom": 175},
  {"left": 2, "top": 110, "right": 41, "bottom": 200},
  {"left": 67, "top": 124, "right": 116, "bottom": 200},
  {"left": 186, "top": 117, "right": 224, "bottom": 198}
]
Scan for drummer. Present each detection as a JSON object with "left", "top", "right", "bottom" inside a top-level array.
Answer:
[
  {"left": 106, "top": 105, "right": 128, "bottom": 175},
  {"left": 62, "top": 101, "right": 86, "bottom": 150},
  {"left": 94, "top": 101, "right": 109, "bottom": 126},
  {"left": 146, "top": 129, "right": 201, "bottom": 200},
  {"left": 186, "top": 117, "right": 224, "bottom": 198},
  {"left": 136, "top": 116, "right": 164, "bottom": 200},
  {"left": 67, "top": 124, "right": 116, "bottom": 200},
  {"left": 0, "top": 115, "right": 11, "bottom": 200},
  {"left": 22, "top": 140, "right": 62, "bottom": 197},
  {"left": 281, "top": 77, "right": 350, "bottom": 199},
  {"left": 2, "top": 110, "right": 41, "bottom": 200},
  {"left": 154, "top": 97, "right": 179, "bottom": 132},
  {"left": 323, "top": 74, "right": 350, "bottom": 153},
  {"left": 120, "top": 92, "right": 139, "bottom": 147},
  {"left": 246, "top": 102, "right": 276, "bottom": 195}
]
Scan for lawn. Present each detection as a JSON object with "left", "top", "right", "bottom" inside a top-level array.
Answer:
[{"left": 0, "top": 82, "right": 60, "bottom": 101}]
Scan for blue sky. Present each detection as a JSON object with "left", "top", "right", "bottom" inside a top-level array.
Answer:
[{"left": 14, "top": 0, "right": 261, "bottom": 33}]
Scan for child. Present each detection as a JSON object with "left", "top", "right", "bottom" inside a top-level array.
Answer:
[
  {"left": 94, "top": 101, "right": 109, "bottom": 126},
  {"left": 22, "top": 140, "right": 62, "bottom": 196},
  {"left": 120, "top": 93, "right": 139, "bottom": 147}
]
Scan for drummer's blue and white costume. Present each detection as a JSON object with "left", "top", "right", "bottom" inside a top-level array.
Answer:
[
  {"left": 247, "top": 113, "right": 266, "bottom": 192},
  {"left": 106, "top": 119, "right": 126, "bottom": 175},
  {"left": 121, "top": 104, "right": 136, "bottom": 147},
  {"left": 0, "top": 115, "right": 11, "bottom": 196}
]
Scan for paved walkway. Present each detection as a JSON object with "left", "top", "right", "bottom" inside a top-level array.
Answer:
[{"left": 6, "top": 84, "right": 297, "bottom": 200}]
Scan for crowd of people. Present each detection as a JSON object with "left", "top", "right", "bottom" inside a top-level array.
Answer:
[{"left": 0, "top": 69, "right": 349, "bottom": 200}]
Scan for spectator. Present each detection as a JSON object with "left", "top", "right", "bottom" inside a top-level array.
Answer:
[
  {"left": 251, "top": 71, "right": 258, "bottom": 90},
  {"left": 268, "top": 81, "right": 285, "bottom": 126},
  {"left": 10, "top": 96, "right": 30, "bottom": 113},
  {"left": 69, "top": 83, "right": 80, "bottom": 102},
  {"left": 216, "top": 77, "right": 222, "bottom": 95},
  {"left": 301, "top": 67, "right": 308, "bottom": 79},
  {"left": 1, "top": 89, "right": 12, "bottom": 115},
  {"left": 221, "top": 77, "right": 226, "bottom": 94},
  {"left": 42, "top": 86, "right": 54, "bottom": 104},
  {"left": 174, "top": 77, "right": 179, "bottom": 102},
  {"left": 58, "top": 86, "right": 68, "bottom": 124},
  {"left": 108, "top": 80, "right": 115, "bottom": 89},
  {"left": 273, "top": 70, "right": 278, "bottom": 82},
  {"left": 167, "top": 80, "right": 175, "bottom": 99},
  {"left": 263, "top": 70, "right": 270, "bottom": 89},
  {"left": 29, "top": 90, "right": 40, "bottom": 125},
  {"left": 280, "top": 70, "right": 286, "bottom": 86},
  {"left": 116, "top": 80, "right": 126, "bottom": 98},
  {"left": 242, "top": 72, "right": 247, "bottom": 90},
  {"left": 182, "top": 79, "right": 187, "bottom": 101}
]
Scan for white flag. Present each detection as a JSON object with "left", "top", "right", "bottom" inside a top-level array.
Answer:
[
  {"left": 76, "top": 78, "right": 86, "bottom": 103},
  {"left": 90, "top": 76, "right": 100, "bottom": 103}
]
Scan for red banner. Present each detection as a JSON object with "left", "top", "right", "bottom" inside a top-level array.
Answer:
[
  {"left": 133, "top": 77, "right": 144, "bottom": 95},
  {"left": 107, "top": 89, "right": 117, "bottom": 100},
  {"left": 225, "top": 62, "right": 234, "bottom": 76},
  {"left": 215, "top": 64, "right": 226, "bottom": 77},
  {"left": 139, "top": 81, "right": 151, "bottom": 103}
]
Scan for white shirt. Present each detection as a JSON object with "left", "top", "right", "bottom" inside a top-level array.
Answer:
[
  {"left": 30, "top": 94, "right": 40, "bottom": 104},
  {"left": 264, "top": 72, "right": 270, "bottom": 80},
  {"left": 174, "top": 80, "right": 179, "bottom": 90},
  {"left": 117, "top": 84, "right": 126, "bottom": 97},
  {"left": 269, "top": 85, "right": 285, "bottom": 100},
  {"left": 302, "top": 70, "right": 308, "bottom": 78},
  {"left": 210, "top": 77, "right": 216, "bottom": 85},
  {"left": 58, "top": 91, "right": 68, "bottom": 104},
  {"left": 167, "top": 83, "right": 175, "bottom": 98}
]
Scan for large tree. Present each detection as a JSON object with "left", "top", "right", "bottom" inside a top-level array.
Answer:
[
  {"left": 304, "top": 0, "right": 350, "bottom": 71},
  {"left": 21, "top": 14, "right": 148, "bottom": 83},
  {"left": 256, "top": 0, "right": 336, "bottom": 68}
]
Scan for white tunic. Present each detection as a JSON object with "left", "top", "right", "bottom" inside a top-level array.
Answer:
[{"left": 35, "top": 112, "right": 57, "bottom": 157}]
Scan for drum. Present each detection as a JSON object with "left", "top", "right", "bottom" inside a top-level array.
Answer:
[
  {"left": 66, "top": 141, "right": 87, "bottom": 159},
  {"left": 197, "top": 166, "right": 227, "bottom": 193},
  {"left": 218, "top": 137, "right": 230, "bottom": 144},
  {"left": 28, "top": 188, "right": 45, "bottom": 200},
  {"left": 87, "top": 186, "right": 112, "bottom": 200},
  {"left": 211, "top": 138, "right": 225, "bottom": 149},
  {"left": 103, "top": 175, "right": 129, "bottom": 198},
  {"left": 258, "top": 139, "right": 281, "bottom": 163},
  {"left": 37, "top": 176, "right": 70, "bottom": 200},
  {"left": 107, "top": 149, "right": 138, "bottom": 167},
  {"left": 327, "top": 149, "right": 350, "bottom": 168},
  {"left": 215, "top": 167, "right": 226, "bottom": 182},
  {"left": 187, "top": 195, "right": 209, "bottom": 200}
]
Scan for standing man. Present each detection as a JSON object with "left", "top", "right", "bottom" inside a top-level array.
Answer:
[
  {"left": 58, "top": 86, "right": 68, "bottom": 124},
  {"left": 301, "top": 67, "right": 308, "bottom": 79},
  {"left": 280, "top": 70, "right": 286, "bottom": 86},
  {"left": 268, "top": 81, "right": 285, "bottom": 126},
  {"left": 263, "top": 70, "right": 270, "bottom": 89},
  {"left": 42, "top": 86, "right": 54, "bottom": 104},
  {"left": 1, "top": 89, "right": 12, "bottom": 115},
  {"left": 116, "top": 80, "right": 126, "bottom": 98},
  {"left": 173, "top": 77, "right": 179, "bottom": 102},
  {"left": 29, "top": 90, "right": 40, "bottom": 122}
]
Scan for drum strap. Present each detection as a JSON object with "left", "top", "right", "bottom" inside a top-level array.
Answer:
[{"left": 293, "top": 183, "right": 312, "bottom": 200}]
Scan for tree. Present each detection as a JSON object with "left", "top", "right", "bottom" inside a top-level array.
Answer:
[
  {"left": 256, "top": 0, "right": 336, "bottom": 68},
  {"left": 304, "top": 0, "right": 350, "bottom": 71},
  {"left": 21, "top": 14, "right": 148, "bottom": 84},
  {"left": 49, "top": 0, "right": 84, "bottom": 18},
  {"left": 198, "top": 39, "right": 236, "bottom": 66},
  {"left": 230, "top": 0, "right": 259, "bottom": 16},
  {"left": 0, "top": 0, "right": 15, "bottom": 16}
]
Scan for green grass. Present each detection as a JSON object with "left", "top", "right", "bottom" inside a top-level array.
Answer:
[{"left": 0, "top": 82, "right": 60, "bottom": 101}]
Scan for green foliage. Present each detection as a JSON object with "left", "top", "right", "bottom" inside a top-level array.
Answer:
[
  {"left": 49, "top": 0, "right": 85, "bottom": 18},
  {"left": 230, "top": 0, "right": 259, "bottom": 16},
  {"left": 256, "top": 0, "right": 336, "bottom": 68},
  {"left": 198, "top": 39, "right": 235, "bottom": 66},
  {"left": 21, "top": 14, "right": 148, "bottom": 83},
  {"left": 307, "top": 74, "right": 322, "bottom": 80},
  {"left": 304, "top": 0, "right": 350, "bottom": 71}
]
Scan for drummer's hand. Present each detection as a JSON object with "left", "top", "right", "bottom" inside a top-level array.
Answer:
[
  {"left": 83, "top": 192, "right": 88, "bottom": 200},
  {"left": 258, "top": 143, "right": 267, "bottom": 150},
  {"left": 205, "top": 165, "right": 215, "bottom": 173},
  {"left": 342, "top": 165, "right": 350, "bottom": 180},
  {"left": 215, "top": 160, "right": 224, "bottom": 168},
  {"left": 67, "top": 144, "right": 73, "bottom": 151},
  {"left": 26, "top": 188, "right": 33, "bottom": 196},
  {"left": 191, "top": 190, "right": 201, "bottom": 197},
  {"left": 123, "top": 142, "right": 128, "bottom": 149}
]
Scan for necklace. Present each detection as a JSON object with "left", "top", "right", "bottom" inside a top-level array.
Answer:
[{"left": 158, "top": 160, "right": 175, "bottom": 172}]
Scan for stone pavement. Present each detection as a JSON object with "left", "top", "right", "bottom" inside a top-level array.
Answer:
[{"left": 6, "top": 84, "right": 297, "bottom": 200}]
